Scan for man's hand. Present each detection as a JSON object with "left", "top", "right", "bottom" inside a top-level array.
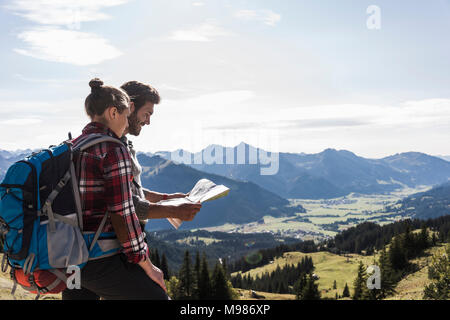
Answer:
[
  {"left": 167, "top": 192, "right": 188, "bottom": 200},
  {"left": 172, "top": 202, "right": 202, "bottom": 221}
]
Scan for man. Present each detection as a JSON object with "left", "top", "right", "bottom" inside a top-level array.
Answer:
[{"left": 120, "top": 80, "right": 202, "bottom": 226}]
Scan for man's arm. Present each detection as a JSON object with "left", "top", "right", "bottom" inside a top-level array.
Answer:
[
  {"left": 133, "top": 195, "right": 201, "bottom": 221},
  {"left": 142, "top": 188, "right": 186, "bottom": 203}
]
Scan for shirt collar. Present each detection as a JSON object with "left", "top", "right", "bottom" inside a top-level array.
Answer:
[
  {"left": 120, "top": 135, "right": 134, "bottom": 150},
  {"left": 82, "top": 121, "right": 120, "bottom": 139}
]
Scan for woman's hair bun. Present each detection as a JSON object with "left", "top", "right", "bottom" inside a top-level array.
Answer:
[{"left": 89, "top": 78, "right": 104, "bottom": 91}]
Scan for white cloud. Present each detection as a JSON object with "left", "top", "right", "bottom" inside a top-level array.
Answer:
[
  {"left": 6, "top": 0, "right": 130, "bottom": 26},
  {"left": 235, "top": 9, "right": 281, "bottom": 26},
  {"left": 7, "top": 0, "right": 129, "bottom": 65},
  {"left": 192, "top": 2, "right": 205, "bottom": 7},
  {"left": 273, "top": 99, "right": 450, "bottom": 130},
  {"left": 0, "top": 98, "right": 87, "bottom": 150},
  {"left": 169, "top": 22, "right": 232, "bottom": 42},
  {"left": 13, "top": 73, "right": 86, "bottom": 85},
  {"left": 0, "top": 118, "right": 43, "bottom": 126},
  {"left": 14, "top": 27, "right": 122, "bottom": 66}
]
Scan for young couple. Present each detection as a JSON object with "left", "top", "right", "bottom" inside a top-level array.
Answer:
[{"left": 62, "top": 78, "right": 202, "bottom": 300}]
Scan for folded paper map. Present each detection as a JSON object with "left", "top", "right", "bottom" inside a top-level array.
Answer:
[{"left": 158, "top": 178, "right": 230, "bottom": 229}]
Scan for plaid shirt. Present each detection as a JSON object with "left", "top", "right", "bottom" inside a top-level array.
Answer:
[{"left": 72, "top": 122, "right": 148, "bottom": 264}]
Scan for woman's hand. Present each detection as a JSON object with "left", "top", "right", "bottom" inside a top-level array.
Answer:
[{"left": 138, "top": 258, "right": 167, "bottom": 293}]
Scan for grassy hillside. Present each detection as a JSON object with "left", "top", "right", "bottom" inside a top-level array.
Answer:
[
  {"left": 386, "top": 245, "right": 444, "bottom": 300},
  {"left": 232, "top": 251, "right": 375, "bottom": 299},
  {"left": 232, "top": 244, "right": 446, "bottom": 300},
  {"left": 235, "top": 288, "right": 296, "bottom": 300}
]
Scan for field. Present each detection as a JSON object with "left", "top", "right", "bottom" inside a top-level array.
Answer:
[
  {"left": 201, "top": 186, "right": 432, "bottom": 241},
  {"left": 232, "top": 251, "right": 376, "bottom": 299},
  {"left": 231, "top": 244, "right": 444, "bottom": 300},
  {"left": 386, "top": 245, "right": 444, "bottom": 300}
]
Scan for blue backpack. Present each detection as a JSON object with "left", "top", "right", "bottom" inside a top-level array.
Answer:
[{"left": 0, "top": 133, "right": 124, "bottom": 298}]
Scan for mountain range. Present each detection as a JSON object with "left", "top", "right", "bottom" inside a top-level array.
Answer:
[
  {"left": 0, "top": 150, "right": 33, "bottom": 181},
  {"left": 436, "top": 155, "right": 450, "bottom": 162},
  {"left": 1, "top": 144, "right": 449, "bottom": 229},
  {"left": 386, "top": 181, "right": 450, "bottom": 220},
  {"left": 154, "top": 143, "right": 450, "bottom": 200},
  {"left": 137, "top": 154, "right": 303, "bottom": 230}
]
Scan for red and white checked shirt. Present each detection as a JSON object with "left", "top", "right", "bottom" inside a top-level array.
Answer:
[{"left": 72, "top": 122, "right": 148, "bottom": 264}]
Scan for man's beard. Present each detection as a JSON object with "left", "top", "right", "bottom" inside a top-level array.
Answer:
[{"left": 127, "top": 112, "right": 142, "bottom": 136}]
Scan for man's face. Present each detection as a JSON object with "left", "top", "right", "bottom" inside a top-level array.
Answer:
[{"left": 127, "top": 101, "right": 154, "bottom": 136}]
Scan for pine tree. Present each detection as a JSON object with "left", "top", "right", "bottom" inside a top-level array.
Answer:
[
  {"left": 211, "top": 262, "right": 234, "bottom": 300},
  {"left": 150, "top": 248, "right": 161, "bottom": 268},
  {"left": 419, "top": 226, "right": 430, "bottom": 251},
  {"left": 233, "top": 273, "right": 243, "bottom": 289},
  {"left": 198, "top": 254, "right": 212, "bottom": 300},
  {"left": 160, "top": 253, "right": 170, "bottom": 280},
  {"left": 154, "top": 248, "right": 161, "bottom": 268},
  {"left": 342, "top": 283, "right": 350, "bottom": 298},
  {"left": 423, "top": 245, "right": 450, "bottom": 300},
  {"left": 222, "top": 257, "right": 229, "bottom": 280},
  {"left": 333, "top": 280, "right": 337, "bottom": 290},
  {"left": 377, "top": 247, "right": 397, "bottom": 298},
  {"left": 294, "top": 273, "right": 308, "bottom": 300},
  {"left": 178, "top": 250, "right": 193, "bottom": 299},
  {"left": 277, "top": 281, "right": 287, "bottom": 294},
  {"left": 352, "top": 261, "right": 369, "bottom": 300},
  {"left": 402, "top": 225, "right": 416, "bottom": 259},
  {"left": 389, "top": 235, "right": 408, "bottom": 270},
  {"left": 300, "top": 273, "right": 321, "bottom": 300},
  {"left": 192, "top": 251, "right": 201, "bottom": 299}
]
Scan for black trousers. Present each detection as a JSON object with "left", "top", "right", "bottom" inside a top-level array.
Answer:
[{"left": 61, "top": 253, "right": 169, "bottom": 300}]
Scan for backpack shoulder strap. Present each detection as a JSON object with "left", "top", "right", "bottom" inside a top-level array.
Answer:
[
  {"left": 71, "top": 133, "right": 126, "bottom": 254},
  {"left": 73, "top": 133, "right": 125, "bottom": 152}
]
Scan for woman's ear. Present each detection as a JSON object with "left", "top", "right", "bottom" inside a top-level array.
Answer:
[{"left": 104, "top": 106, "right": 117, "bottom": 120}]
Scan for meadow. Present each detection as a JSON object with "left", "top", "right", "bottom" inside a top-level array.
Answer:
[{"left": 202, "top": 186, "right": 432, "bottom": 241}]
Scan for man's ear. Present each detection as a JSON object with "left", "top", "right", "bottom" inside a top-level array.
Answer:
[{"left": 129, "top": 101, "right": 135, "bottom": 114}]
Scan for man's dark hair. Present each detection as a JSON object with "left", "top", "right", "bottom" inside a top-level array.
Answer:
[{"left": 120, "top": 81, "right": 160, "bottom": 111}]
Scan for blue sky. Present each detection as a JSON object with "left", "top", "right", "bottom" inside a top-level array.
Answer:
[{"left": 0, "top": 0, "right": 449, "bottom": 158}]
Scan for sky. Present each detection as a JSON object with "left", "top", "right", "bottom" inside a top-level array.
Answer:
[{"left": 0, "top": 0, "right": 449, "bottom": 159}]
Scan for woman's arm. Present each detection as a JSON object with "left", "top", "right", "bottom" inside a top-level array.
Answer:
[
  {"left": 137, "top": 258, "right": 167, "bottom": 293},
  {"left": 110, "top": 214, "right": 167, "bottom": 292},
  {"left": 103, "top": 146, "right": 147, "bottom": 263}
]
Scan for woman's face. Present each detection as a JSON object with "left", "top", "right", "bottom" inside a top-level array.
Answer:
[{"left": 107, "top": 104, "right": 132, "bottom": 137}]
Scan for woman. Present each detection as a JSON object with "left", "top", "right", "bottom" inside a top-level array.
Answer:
[{"left": 62, "top": 78, "right": 168, "bottom": 300}]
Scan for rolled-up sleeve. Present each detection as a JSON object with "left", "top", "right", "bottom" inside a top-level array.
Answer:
[{"left": 102, "top": 145, "right": 148, "bottom": 263}]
